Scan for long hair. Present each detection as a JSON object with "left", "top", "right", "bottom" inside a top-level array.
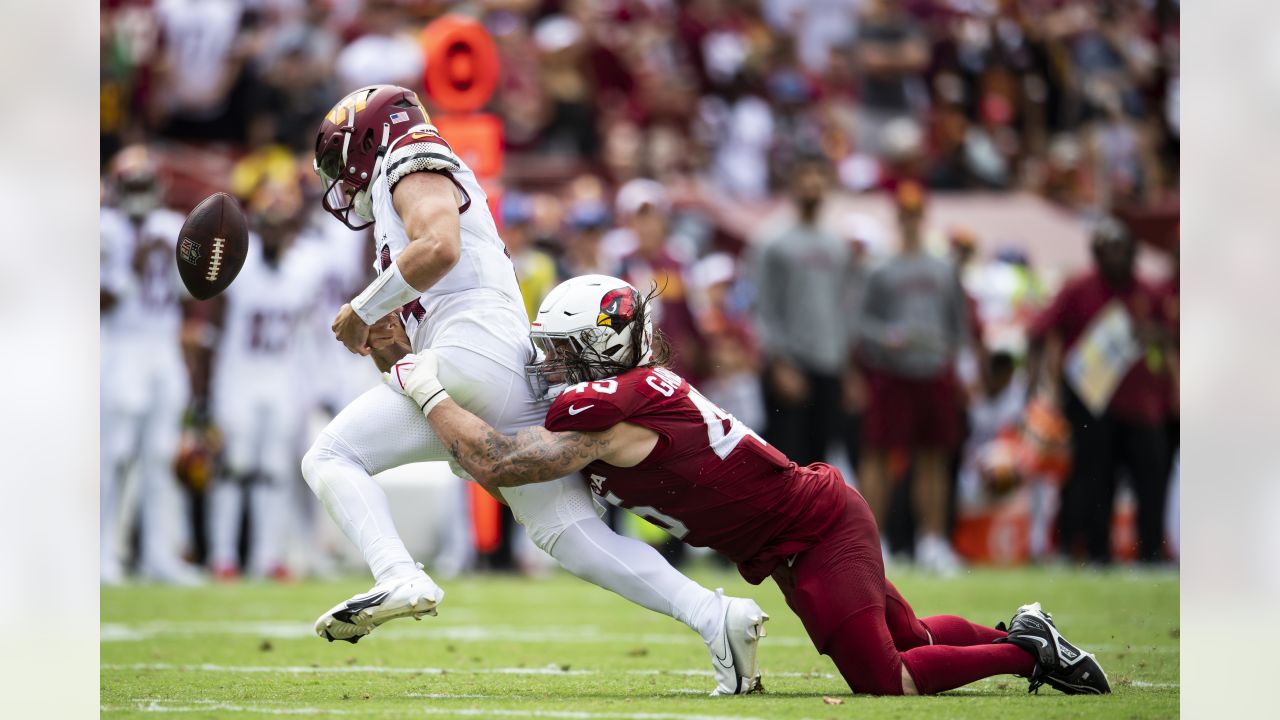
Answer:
[{"left": 556, "top": 284, "right": 671, "bottom": 385}]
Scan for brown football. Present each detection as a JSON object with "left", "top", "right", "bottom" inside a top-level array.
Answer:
[{"left": 176, "top": 192, "right": 249, "bottom": 300}]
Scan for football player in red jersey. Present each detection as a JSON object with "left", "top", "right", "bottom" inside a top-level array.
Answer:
[{"left": 387, "top": 275, "right": 1112, "bottom": 697}]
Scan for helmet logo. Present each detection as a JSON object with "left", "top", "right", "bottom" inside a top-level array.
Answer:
[
  {"left": 325, "top": 90, "right": 371, "bottom": 126},
  {"left": 597, "top": 287, "right": 638, "bottom": 330}
]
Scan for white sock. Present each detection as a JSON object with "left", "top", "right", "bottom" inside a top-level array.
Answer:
[
  {"left": 551, "top": 519, "right": 722, "bottom": 643},
  {"left": 302, "top": 438, "right": 420, "bottom": 584},
  {"left": 208, "top": 481, "right": 243, "bottom": 570}
]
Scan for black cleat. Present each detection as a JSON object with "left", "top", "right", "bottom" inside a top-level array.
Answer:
[{"left": 995, "top": 602, "right": 1111, "bottom": 695}]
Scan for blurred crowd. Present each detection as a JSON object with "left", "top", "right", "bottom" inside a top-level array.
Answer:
[{"left": 100, "top": 0, "right": 1180, "bottom": 584}]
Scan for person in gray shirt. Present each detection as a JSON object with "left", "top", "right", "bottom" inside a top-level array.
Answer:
[
  {"left": 752, "top": 152, "right": 854, "bottom": 465},
  {"left": 855, "top": 181, "right": 970, "bottom": 574}
]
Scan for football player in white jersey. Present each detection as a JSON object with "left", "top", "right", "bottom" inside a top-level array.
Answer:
[
  {"left": 208, "top": 183, "right": 323, "bottom": 581},
  {"left": 303, "top": 85, "right": 762, "bottom": 694},
  {"left": 100, "top": 146, "right": 200, "bottom": 585}
]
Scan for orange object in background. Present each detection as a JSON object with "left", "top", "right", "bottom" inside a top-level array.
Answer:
[
  {"left": 469, "top": 483, "right": 502, "bottom": 554},
  {"left": 954, "top": 485, "right": 1140, "bottom": 565},
  {"left": 433, "top": 114, "right": 504, "bottom": 220},
  {"left": 419, "top": 15, "right": 500, "bottom": 114}
]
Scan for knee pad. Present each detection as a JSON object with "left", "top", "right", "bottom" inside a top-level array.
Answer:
[{"left": 504, "top": 479, "right": 603, "bottom": 554}]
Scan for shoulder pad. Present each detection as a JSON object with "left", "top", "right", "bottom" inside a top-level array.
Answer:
[{"left": 385, "top": 127, "right": 461, "bottom": 193}]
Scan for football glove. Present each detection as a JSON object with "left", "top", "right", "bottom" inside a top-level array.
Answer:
[{"left": 385, "top": 351, "right": 450, "bottom": 415}]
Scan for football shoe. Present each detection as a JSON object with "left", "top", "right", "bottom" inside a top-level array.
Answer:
[
  {"left": 706, "top": 589, "right": 770, "bottom": 696},
  {"left": 314, "top": 564, "right": 444, "bottom": 644},
  {"left": 996, "top": 602, "right": 1111, "bottom": 695}
]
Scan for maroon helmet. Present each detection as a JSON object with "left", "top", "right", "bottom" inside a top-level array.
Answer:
[{"left": 313, "top": 85, "right": 430, "bottom": 230}]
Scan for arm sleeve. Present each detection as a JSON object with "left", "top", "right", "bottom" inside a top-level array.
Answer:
[
  {"left": 545, "top": 396, "right": 628, "bottom": 433},
  {"left": 1028, "top": 278, "right": 1073, "bottom": 340}
]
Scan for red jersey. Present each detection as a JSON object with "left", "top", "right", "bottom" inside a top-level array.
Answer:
[{"left": 545, "top": 366, "right": 846, "bottom": 584}]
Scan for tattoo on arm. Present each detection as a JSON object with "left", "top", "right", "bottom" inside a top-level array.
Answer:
[{"left": 442, "top": 416, "right": 611, "bottom": 488}]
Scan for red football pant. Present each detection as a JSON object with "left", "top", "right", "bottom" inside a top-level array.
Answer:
[{"left": 770, "top": 484, "right": 1035, "bottom": 695}]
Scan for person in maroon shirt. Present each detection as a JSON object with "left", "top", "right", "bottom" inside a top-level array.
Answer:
[
  {"left": 1027, "top": 217, "right": 1176, "bottom": 564},
  {"left": 387, "top": 275, "right": 1112, "bottom": 697}
]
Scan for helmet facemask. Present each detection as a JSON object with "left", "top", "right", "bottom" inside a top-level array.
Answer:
[
  {"left": 315, "top": 101, "right": 394, "bottom": 231},
  {"left": 525, "top": 288, "right": 665, "bottom": 400}
]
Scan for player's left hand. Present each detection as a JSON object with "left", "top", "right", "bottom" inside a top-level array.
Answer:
[{"left": 332, "top": 303, "right": 372, "bottom": 355}]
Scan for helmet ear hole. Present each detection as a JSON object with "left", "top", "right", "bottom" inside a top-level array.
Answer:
[{"left": 361, "top": 128, "right": 376, "bottom": 153}]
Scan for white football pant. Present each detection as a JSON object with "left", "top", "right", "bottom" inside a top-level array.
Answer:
[
  {"left": 209, "top": 380, "right": 308, "bottom": 577},
  {"left": 100, "top": 337, "right": 191, "bottom": 580}
]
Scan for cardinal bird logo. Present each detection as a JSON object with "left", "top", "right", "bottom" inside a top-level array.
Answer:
[{"left": 597, "top": 287, "right": 638, "bottom": 331}]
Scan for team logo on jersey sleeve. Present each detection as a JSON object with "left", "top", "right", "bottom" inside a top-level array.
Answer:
[{"left": 597, "top": 287, "right": 638, "bottom": 330}]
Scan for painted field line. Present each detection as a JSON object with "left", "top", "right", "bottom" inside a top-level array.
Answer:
[
  {"left": 100, "top": 621, "right": 811, "bottom": 647},
  {"left": 105, "top": 701, "right": 778, "bottom": 720},
  {"left": 103, "top": 662, "right": 592, "bottom": 676}
]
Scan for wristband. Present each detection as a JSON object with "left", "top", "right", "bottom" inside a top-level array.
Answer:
[
  {"left": 351, "top": 261, "right": 422, "bottom": 324},
  {"left": 420, "top": 388, "right": 450, "bottom": 415}
]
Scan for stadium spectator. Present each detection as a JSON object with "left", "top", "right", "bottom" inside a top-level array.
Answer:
[
  {"left": 502, "top": 191, "right": 560, "bottom": 321},
  {"left": 690, "top": 252, "right": 764, "bottom": 433},
  {"left": 840, "top": 212, "right": 891, "bottom": 479},
  {"left": 560, "top": 198, "right": 616, "bottom": 279},
  {"left": 614, "top": 179, "right": 709, "bottom": 385},
  {"left": 334, "top": 0, "right": 424, "bottom": 91},
  {"left": 853, "top": 0, "right": 930, "bottom": 158},
  {"left": 151, "top": 0, "right": 260, "bottom": 143},
  {"left": 855, "top": 181, "right": 969, "bottom": 574},
  {"left": 752, "top": 153, "right": 852, "bottom": 467},
  {"left": 1027, "top": 217, "right": 1176, "bottom": 565}
]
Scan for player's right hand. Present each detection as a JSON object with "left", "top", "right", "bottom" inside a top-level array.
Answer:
[
  {"left": 385, "top": 351, "right": 450, "bottom": 415},
  {"left": 332, "top": 303, "right": 372, "bottom": 355}
]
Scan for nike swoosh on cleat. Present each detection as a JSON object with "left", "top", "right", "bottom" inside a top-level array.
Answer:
[
  {"left": 713, "top": 633, "right": 733, "bottom": 669},
  {"left": 1024, "top": 636, "right": 1050, "bottom": 649},
  {"left": 332, "top": 591, "right": 391, "bottom": 624}
]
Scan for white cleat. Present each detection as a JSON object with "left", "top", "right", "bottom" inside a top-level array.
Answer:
[
  {"left": 706, "top": 589, "right": 770, "bottom": 696},
  {"left": 314, "top": 564, "right": 444, "bottom": 644}
]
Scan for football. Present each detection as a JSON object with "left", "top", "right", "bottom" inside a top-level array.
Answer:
[{"left": 175, "top": 192, "right": 248, "bottom": 300}]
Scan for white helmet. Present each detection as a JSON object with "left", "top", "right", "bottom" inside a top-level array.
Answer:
[{"left": 526, "top": 275, "right": 654, "bottom": 399}]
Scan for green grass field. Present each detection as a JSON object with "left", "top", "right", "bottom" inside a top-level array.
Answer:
[{"left": 102, "top": 565, "right": 1178, "bottom": 719}]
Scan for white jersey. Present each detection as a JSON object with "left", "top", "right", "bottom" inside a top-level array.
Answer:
[
  {"left": 298, "top": 218, "right": 381, "bottom": 410},
  {"left": 212, "top": 235, "right": 323, "bottom": 409},
  {"left": 100, "top": 206, "right": 187, "bottom": 341},
  {"left": 369, "top": 123, "right": 529, "bottom": 372}
]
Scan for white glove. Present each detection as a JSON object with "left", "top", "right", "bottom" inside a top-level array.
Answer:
[{"left": 385, "top": 351, "right": 450, "bottom": 415}]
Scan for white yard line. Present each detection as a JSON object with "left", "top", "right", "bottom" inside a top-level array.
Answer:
[
  {"left": 100, "top": 621, "right": 812, "bottom": 647},
  {"left": 103, "top": 663, "right": 593, "bottom": 676},
  {"left": 104, "top": 701, "right": 779, "bottom": 720}
]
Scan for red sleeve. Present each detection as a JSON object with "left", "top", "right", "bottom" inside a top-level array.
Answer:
[
  {"left": 546, "top": 393, "right": 628, "bottom": 433},
  {"left": 1028, "top": 275, "right": 1080, "bottom": 340}
]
